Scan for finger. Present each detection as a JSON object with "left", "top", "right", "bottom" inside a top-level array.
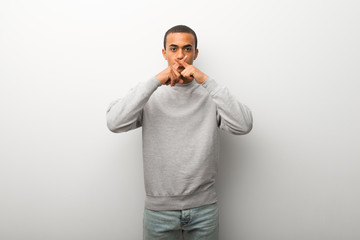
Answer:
[
  {"left": 175, "top": 73, "right": 181, "bottom": 81},
  {"left": 174, "top": 58, "right": 182, "bottom": 67},
  {"left": 172, "top": 62, "right": 180, "bottom": 69},
  {"left": 168, "top": 69, "right": 174, "bottom": 86},
  {"left": 179, "top": 55, "right": 190, "bottom": 67},
  {"left": 171, "top": 66, "right": 183, "bottom": 84},
  {"left": 182, "top": 73, "right": 193, "bottom": 80},
  {"left": 171, "top": 65, "right": 181, "bottom": 79},
  {"left": 173, "top": 66, "right": 180, "bottom": 80},
  {"left": 181, "top": 69, "right": 194, "bottom": 80},
  {"left": 182, "top": 55, "right": 189, "bottom": 64},
  {"left": 170, "top": 68, "right": 177, "bottom": 86},
  {"left": 175, "top": 57, "right": 189, "bottom": 68},
  {"left": 175, "top": 62, "right": 182, "bottom": 72}
]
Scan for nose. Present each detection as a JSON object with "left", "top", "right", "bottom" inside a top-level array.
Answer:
[{"left": 176, "top": 49, "right": 184, "bottom": 59}]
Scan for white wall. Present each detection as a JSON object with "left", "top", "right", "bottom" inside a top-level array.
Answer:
[{"left": 1, "top": 0, "right": 359, "bottom": 239}]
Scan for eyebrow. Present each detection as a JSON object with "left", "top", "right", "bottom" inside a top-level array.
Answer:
[{"left": 169, "top": 44, "right": 193, "bottom": 48}]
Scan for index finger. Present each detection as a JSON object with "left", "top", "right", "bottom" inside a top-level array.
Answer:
[
  {"left": 172, "top": 61, "right": 180, "bottom": 68},
  {"left": 175, "top": 55, "right": 190, "bottom": 67}
]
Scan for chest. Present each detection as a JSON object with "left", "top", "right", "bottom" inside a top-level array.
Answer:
[{"left": 143, "top": 89, "right": 217, "bottom": 130}]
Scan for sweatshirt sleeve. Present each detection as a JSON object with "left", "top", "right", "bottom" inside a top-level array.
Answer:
[
  {"left": 201, "top": 77, "right": 253, "bottom": 135},
  {"left": 106, "top": 76, "right": 162, "bottom": 133}
]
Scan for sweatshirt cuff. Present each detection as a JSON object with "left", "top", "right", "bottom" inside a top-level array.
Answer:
[
  {"left": 144, "top": 75, "right": 162, "bottom": 89},
  {"left": 201, "top": 77, "right": 220, "bottom": 95},
  {"left": 153, "top": 76, "right": 162, "bottom": 87}
]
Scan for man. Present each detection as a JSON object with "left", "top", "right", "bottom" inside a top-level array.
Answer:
[{"left": 106, "top": 25, "right": 253, "bottom": 240}]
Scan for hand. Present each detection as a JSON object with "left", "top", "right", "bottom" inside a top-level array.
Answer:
[
  {"left": 156, "top": 62, "right": 184, "bottom": 87},
  {"left": 175, "top": 55, "right": 209, "bottom": 84}
]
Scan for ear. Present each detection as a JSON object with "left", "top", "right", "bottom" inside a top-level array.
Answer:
[
  {"left": 194, "top": 49, "right": 199, "bottom": 60},
  {"left": 162, "top": 49, "right": 167, "bottom": 60}
]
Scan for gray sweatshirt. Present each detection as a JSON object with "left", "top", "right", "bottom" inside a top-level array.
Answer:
[{"left": 106, "top": 76, "right": 253, "bottom": 210}]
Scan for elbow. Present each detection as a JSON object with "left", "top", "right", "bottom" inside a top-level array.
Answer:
[
  {"left": 107, "top": 119, "right": 119, "bottom": 133},
  {"left": 230, "top": 104, "right": 253, "bottom": 135},
  {"left": 107, "top": 123, "right": 117, "bottom": 133},
  {"left": 106, "top": 114, "right": 138, "bottom": 133},
  {"left": 231, "top": 115, "right": 253, "bottom": 135},
  {"left": 107, "top": 120, "right": 128, "bottom": 133},
  {"left": 233, "top": 122, "right": 253, "bottom": 135},
  {"left": 238, "top": 109, "right": 253, "bottom": 135},
  {"left": 106, "top": 114, "right": 123, "bottom": 133},
  {"left": 219, "top": 114, "right": 253, "bottom": 135},
  {"left": 222, "top": 120, "right": 253, "bottom": 135},
  {"left": 242, "top": 121, "right": 253, "bottom": 135}
]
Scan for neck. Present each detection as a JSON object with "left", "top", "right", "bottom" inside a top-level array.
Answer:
[{"left": 180, "top": 76, "right": 193, "bottom": 84}]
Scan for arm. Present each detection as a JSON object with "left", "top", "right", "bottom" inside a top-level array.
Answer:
[
  {"left": 173, "top": 57, "right": 253, "bottom": 135},
  {"left": 106, "top": 76, "right": 162, "bottom": 133},
  {"left": 201, "top": 77, "right": 253, "bottom": 135},
  {"left": 106, "top": 61, "right": 183, "bottom": 133}
]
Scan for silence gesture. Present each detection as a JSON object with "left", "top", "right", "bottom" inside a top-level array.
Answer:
[
  {"left": 156, "top": 55, "right": 209, "bottom": 87},
  {"left": 155, "top": 61, "right": 184, "bottom": 87},
  {"left": 175, "top": 55, "right": 209, "bottom": 84}
]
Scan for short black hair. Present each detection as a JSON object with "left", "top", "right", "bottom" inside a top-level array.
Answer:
[{"left": 163, "top": 25, "right": 197, "bottom": 50}]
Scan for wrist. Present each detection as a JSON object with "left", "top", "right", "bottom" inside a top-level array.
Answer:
[
  {"left": 193, "top": 68, "right": 208, "bottom": 84},
  {"left": 197, "top": 74, "right": 209, "bottom": 84},
  {"left": 155, "top": 73, "right": 166, "bottom": 84}
]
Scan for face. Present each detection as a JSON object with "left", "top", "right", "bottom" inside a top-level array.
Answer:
[{"left": 162, "top": 32, "right": 199, "bottom": 72}]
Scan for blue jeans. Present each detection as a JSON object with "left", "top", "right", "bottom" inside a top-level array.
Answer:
[{"left": 143, "top": 202, "right": 219, "bottom": 240}]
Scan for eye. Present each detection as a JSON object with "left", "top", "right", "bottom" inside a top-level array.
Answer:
[
  {"left": 170, "top": 47, "right": 176, "bottom": 51},
  {"left": 185, "top": 48, "right": 191, "bottom": 52}
]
